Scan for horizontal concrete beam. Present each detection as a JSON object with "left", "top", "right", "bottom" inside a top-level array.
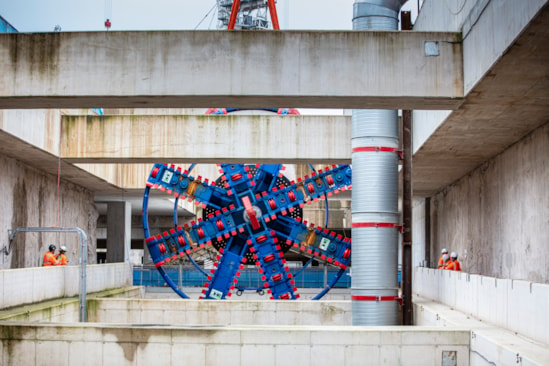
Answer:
[
  {"left": 0, "top": 31, "right": 463, "bottom": 110},
  {"left": 61, "top": 114, "right": 351, "bottom": 163},
  {"left": 91, "top": 298, "right": 352, "bottom": 325}
]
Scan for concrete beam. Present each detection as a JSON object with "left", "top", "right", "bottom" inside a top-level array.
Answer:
[
  {"left": 0, "top": 128, "right": 124, "bottom": 195},
  {"left": 61, "top": 114, "right": 351, "bottom": 163},
  {"left": 412, "top": 4, "right": 549, "bottom": 196},
  {"left": 0, "top": 31, "right": 463, "bottom": 110}
]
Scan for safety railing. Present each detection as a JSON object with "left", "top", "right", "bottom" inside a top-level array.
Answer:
[{"left": 133, "top": 265, "right": 351, "bottom": 290}]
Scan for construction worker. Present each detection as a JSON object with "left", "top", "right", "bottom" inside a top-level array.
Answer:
[
  {"left": 437, "top": 248, "right": 449, "bottom": 269},
  {"left": 42, "top": 244, "right": 58, "bottom": 266},
  {"left": 441, "top": 254, "right": 451, "bottom": 269},
  {"left": 56, "top": 246, "right": 68, "bottom": 265},
  {"left": 447, "top": 252, "right": 462, "bottom": 271}
]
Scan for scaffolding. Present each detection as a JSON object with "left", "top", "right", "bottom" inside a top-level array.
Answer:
[{"left": 217, "top": 0, "right": 273, "bottom": 29}]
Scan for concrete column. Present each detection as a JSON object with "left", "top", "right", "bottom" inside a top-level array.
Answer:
[
  {"left": 106, "top": 202, "right": 131, "bottom": 263},
  {"left": 402, "top": 110, "right": 413, "bottom": 325}
]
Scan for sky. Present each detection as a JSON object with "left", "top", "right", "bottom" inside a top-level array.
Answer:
[{"left": 0, "top": 0, "right": 417, "bottom": 32}]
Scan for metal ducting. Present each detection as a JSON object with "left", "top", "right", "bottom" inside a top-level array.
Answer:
[{"left": 351, "top": 0, "right": 407, "bottom": 325}]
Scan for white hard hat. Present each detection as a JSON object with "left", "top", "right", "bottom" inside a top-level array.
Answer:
[
  {"left": 441, "top": 248, "right": 448, "bottom": 254},
  {"left": 60, "top": 246, "right": 67, "bottom": 252},
  {"left": 442, "top": 254, "right": 450, "bottom": 261},
  {"left": 450, "top": 252, "right": 457, "bottom": 259}
]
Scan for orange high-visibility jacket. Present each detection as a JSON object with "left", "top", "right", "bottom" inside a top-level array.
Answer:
[
  {"left": 57, "top": 253, "right": 68, "bottom": 265},
  {"left": 447, "top": 259, "right": 461, "bottom": 271},
  {"left": 437, "top": 256, "right": 445, "bottom": 269},
  {"left": 43, "top": 251, "right": 57, "bottom": 266}
]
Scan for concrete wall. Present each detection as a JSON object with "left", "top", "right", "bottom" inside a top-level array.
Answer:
[
  {"left": 0, "top": 287, "right": 142, "bottom": 323},
  {"left": 414, "top": 267, "right": 549, "bottom": 346},
  {"left": 414, "top": 296, "right": 549, "bottom": 366},
  {"left": 1, "top": 297, "right": 81, "bottom": 323},
  {"left": 0, "top": 323, "right": 470, "bottom": 366},
  {"left": 0, "top": 154, "right": 99, "bottom": 269},
  {"left": 413, "top": 122, "right": 549, "bottom": 282},
  {"left": 0, "top": 263, "right": 132, "bottom": 309},
  {"left": 411, "top": 197, "right": 428, "bottom": 267}
]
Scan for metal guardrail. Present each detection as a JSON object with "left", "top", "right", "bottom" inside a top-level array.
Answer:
[
  {"left": 7, "top": 227, "right": 88, "bottom": 322},
  {"left": 134, "top": 265, "right": 351, "bottom": 290}
]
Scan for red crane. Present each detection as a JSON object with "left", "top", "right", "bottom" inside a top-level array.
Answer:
[{"left": 227, "top": 0, "right": 280, "bottom": 30}]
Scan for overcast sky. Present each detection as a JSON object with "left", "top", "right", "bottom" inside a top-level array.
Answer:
[{"left": 1, "top": 0, "right": 417, "bottom": 32}]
